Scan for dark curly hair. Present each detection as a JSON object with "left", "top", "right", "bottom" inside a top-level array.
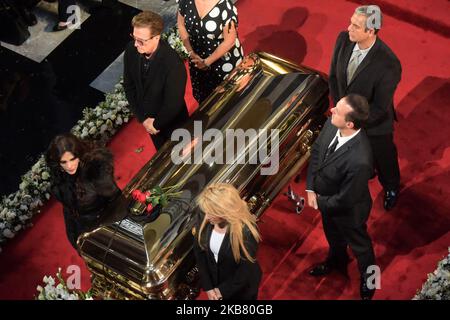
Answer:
[
  {"left": 46, "top": 133, "right": 90, "bottom": 176},
  {"left": 45, "top": 133, "right": 94, "bottom": 212}
]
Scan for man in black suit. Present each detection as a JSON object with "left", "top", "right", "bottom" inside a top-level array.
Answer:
[
  {"left": 329, "top": 5, "right": 402, "bottom": 210},
  {"left": 123, "top": 11, "right": 188, "bottom": 150},
  {"left": 306, "top": 94, "right": 376, "bottom": 300}
]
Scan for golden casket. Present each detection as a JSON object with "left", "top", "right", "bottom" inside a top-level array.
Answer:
[{"left": 78, "top": 52, "right": 329, "bottom": 299}]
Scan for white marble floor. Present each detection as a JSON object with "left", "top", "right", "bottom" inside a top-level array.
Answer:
[{"left": 1, "top": 1, "right": 91, "bottom": 63}]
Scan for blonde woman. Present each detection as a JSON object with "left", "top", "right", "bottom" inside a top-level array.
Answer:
[{"left": 193, "top": 183, "right": 262, "bottom": 300}]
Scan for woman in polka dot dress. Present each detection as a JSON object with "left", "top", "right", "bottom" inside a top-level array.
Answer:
[{"left": 178, "top": 0, "right": 244, "bottom": 103}]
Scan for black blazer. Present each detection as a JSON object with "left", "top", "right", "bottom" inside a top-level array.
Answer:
[
  {"left": 329, "top": 31, "right": 402, "bottom": 136},
  {"left": 123, "top": 40, "right": 188, "bottom": 133},
  {"left": 306, "top": 119, "right": 373, "bottom": 226},
  {"left": 193, "top": 223, "right": 262, "bottom": 300}
]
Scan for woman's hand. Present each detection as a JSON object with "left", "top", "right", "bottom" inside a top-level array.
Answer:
[
  {"left": 191, "top": 54, "right": 210, "bottom": 70},
  {"left": 189, "top": 52, "right": 201, "bottom": 62},
  {"left": 197, "top": 20, "right": 238, "bottom": 70}
]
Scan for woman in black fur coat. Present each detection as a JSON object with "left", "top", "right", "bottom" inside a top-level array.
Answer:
[{"left": 46, "top": 133, "right": 120, "bottom": 249}]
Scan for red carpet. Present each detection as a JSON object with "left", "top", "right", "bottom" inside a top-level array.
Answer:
[{"left": 1, "top": 0, "right": 449, "bottom": 300}]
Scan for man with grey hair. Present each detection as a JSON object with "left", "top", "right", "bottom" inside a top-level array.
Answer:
[{"left": 329, "top": 5, "right": 402, "bottom": 211}]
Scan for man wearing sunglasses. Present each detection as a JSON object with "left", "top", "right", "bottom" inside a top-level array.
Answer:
[{"left": 123, "top": 11, "right": 188, "bottom": 150}]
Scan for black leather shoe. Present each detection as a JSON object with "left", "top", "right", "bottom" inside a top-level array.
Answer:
[
  {"left": 383, "top": 189, "right": 399, "bottom": 211},
  {"left": 309, "top": 262, "right": 333, "bottom": 276},
  {"left": 309, "top": 259, "right": 349, "bottom": 277},
  {"left": 360, "top": 274, "right": 376, "bottom": 300}
]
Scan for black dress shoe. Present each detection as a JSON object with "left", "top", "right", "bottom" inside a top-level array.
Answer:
[
  {"left": 383, "top": 189, "right": 399, "bottom": 211},
  {"left": 360, "top": 274, "right": 376, "bottom": 300},
  {"left": 309, "top": 259, "right": 349, "bottom": 277},
  {"left": 309, "top": 262, "right": 333, "bottom": 276}
]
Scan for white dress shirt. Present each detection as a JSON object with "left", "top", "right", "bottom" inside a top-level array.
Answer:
[
  {"left": 351, "top": 40, "right": 376, "bottom": 67},
  {"left": 328, "top": 129, "right": 361, "bottom": 151},
  {"left": 210, "top": 229, "right": 226, "bottom": 263}
]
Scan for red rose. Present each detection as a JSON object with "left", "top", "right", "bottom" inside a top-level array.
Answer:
[
  {"left": 132, "top": 190, "right": 148, "bottom": 203},
  {"left": 131, "top": 190, "right": 142, "bottom": 201},
  {"left": 137, "top": 192, "right": 148, "bottom": 203},
  {"left": 146, "top": 203, "right": 154, "bottom": 213}
]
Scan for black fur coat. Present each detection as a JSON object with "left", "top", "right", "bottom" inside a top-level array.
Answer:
[{"left": 51, "top": 148, "right": 120, "bottom": 218}]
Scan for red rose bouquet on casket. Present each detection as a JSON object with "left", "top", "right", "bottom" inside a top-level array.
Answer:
[{"left": 130, "top": 185, "right": 182, "bottom": 215}]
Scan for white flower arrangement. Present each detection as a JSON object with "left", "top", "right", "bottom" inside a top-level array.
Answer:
[
  {"left": 36, "top": 268, "right": 93, "bottom": 300},
  {"left": 0, "top": 82, "right": 130, "bottom": 251},
  {"left": 0, "top": 155, "right": 51, "bottom": 249},
  {"left": 414, "top": 248, "right": 450, "bottom": 300},
  {"left": 71, "top": 82, "right": 131, "bottom": 142},
  {"left": 162, "top": 26, "right": 189, "bottom": 60}
]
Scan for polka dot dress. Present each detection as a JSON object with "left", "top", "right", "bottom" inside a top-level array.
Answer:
[{"left": 179, "top": 0, "right": 244, "bottom": 103}]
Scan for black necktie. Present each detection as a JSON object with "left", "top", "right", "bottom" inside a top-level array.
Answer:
[{"left": 325, "top": 136, "right": 339, "bottom": 160}]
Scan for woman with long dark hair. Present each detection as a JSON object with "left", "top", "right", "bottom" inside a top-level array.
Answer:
[{"left": 46, "top": 133, "right": 120, "bottom": 249}]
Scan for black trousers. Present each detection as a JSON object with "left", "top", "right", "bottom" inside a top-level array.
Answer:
[
  {"left": 58, "top": 0, "right": 76, "bottom": 22},
  {"left": 149, "top": 130, "right": 171, "bottom": 151},
  {"left": 321, "top": 211, "right": 376, "bottom": 275},
  {"left": 368, "top": 133, "right": 400, "bottom": 191}
]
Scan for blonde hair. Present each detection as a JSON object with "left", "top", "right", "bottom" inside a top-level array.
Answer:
[
  {"left": 197, "top": 183, "right": 261, "bottom": 263},
  {"left": 131, "top": 11, "right": 163, "bottom": 35}
]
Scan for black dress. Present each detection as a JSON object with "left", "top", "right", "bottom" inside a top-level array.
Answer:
[
  {"left": 179, "top": 0, "right": 244, "bottom": 103},
  {"left": 50, "top": 148, "right": 120, "bottom": 249}
]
